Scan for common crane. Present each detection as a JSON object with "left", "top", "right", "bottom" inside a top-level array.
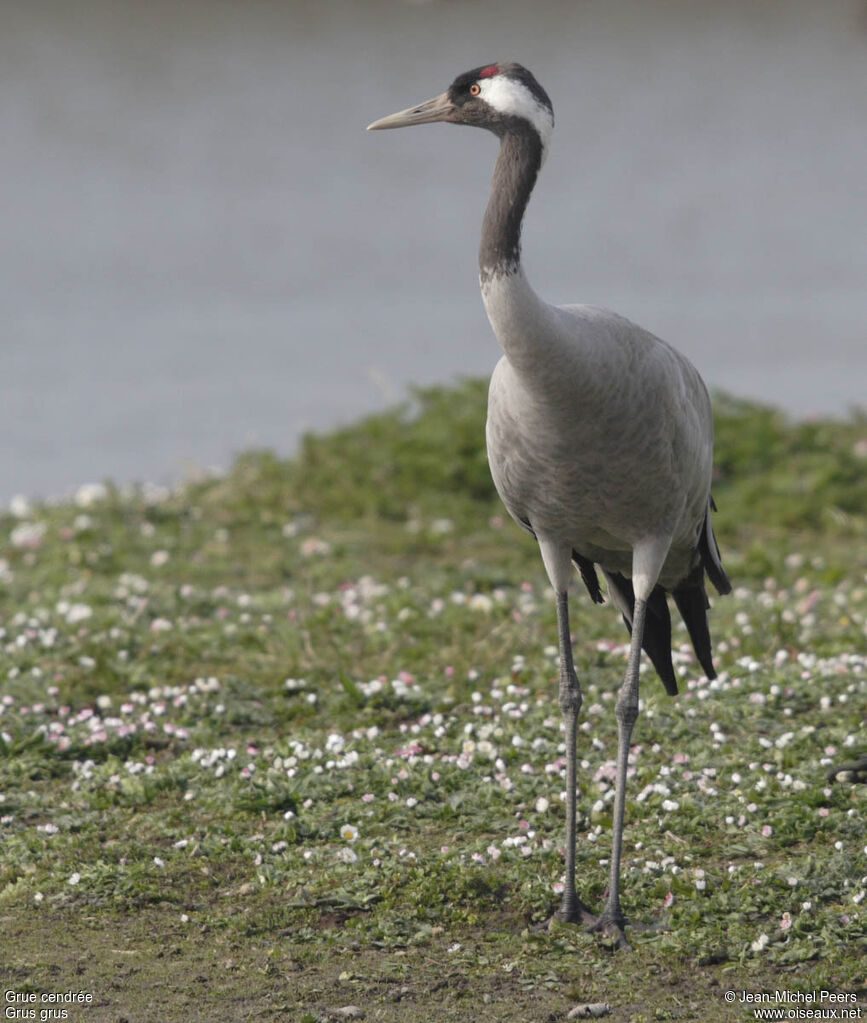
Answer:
[{"left": 368, "top": 62, "right": 731, "bottom": 949}]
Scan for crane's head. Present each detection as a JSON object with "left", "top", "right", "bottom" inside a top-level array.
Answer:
[{"left": 367, "top": 62, "right": 554, "bottom": 156}]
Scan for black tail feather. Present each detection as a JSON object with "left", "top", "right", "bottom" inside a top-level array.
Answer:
[
  {"left": 700, "top": 496, "right": 731, "bottom": 596},
  {"left": 604, "top": 571, "right": 678, "bottom": 695},
  {"left": 569, "top": 496, "right": 731, "bottom": 693},
  {"left": 572, "top": 550, "right": 604, "bottom": 604},
  {"left": 672, "top": 569, "right": 717, "bottom": 680}
]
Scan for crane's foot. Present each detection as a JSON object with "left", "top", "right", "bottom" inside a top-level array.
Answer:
[
  {"left": 531, "top": 896, "right": 598, "bottom": 932},
  {"left": 589, "top": 910, "right": 633, "bottom": 951},
  {"left": 589, "top": 910, "right": 668, "bottom": 951},
  {"left": 556, "top": 897, "right": 599, "bottom": 928}
]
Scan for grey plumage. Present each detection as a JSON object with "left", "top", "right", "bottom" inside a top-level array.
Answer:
[{"left": 369, "top": 62, "right": 730, "bottom": 949}]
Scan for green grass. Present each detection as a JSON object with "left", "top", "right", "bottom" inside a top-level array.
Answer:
[{"left": 0, "top": 381, "right": 866, "bottom": 1022}]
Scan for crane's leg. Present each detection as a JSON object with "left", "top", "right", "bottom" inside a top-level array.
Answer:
[
  {"left": 554, "top": 589, "right": 596, "bottom": 925},
  {"left": 592, "top": 537, "right": 669, "bottom": 949},
  {"left": 590, "top": 596, "right": 646, "bottom": 948}
]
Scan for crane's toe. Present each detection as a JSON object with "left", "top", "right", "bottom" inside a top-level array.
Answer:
[
  {"left": 589, "top": 913, "right": 634, "bottom": 951},
  {"left": 589, "top": 910, "right": 668, "bottom": 950},
  {"left": 531, "top": 898, "right": 598, "bottom": 932},
  {"left": 555, "top": 898, "right": 599, "bottom": 928}
]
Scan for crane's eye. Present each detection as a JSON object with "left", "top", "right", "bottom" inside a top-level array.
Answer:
[{"left": 469, "top": 83, "right": 481, "bottom": 96}]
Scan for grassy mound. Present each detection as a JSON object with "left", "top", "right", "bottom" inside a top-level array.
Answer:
[{"left": 0, "top": 384, "right": 865, "bottom": 1021}]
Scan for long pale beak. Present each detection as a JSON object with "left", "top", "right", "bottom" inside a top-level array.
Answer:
[{"left": 367, "top": 91, "right": 455, "bottom": 131}]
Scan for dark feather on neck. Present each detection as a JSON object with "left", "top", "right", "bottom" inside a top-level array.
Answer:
[{"left": 479, "top": 125, "right": 543, "bottom": 282}]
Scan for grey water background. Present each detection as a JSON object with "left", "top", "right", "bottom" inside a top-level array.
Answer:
[{"left": 2, "top": 0, "right": 866, "bottom": 504}]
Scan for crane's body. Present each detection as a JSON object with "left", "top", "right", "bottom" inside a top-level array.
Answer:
[
  {"left": 485, "top": 284, "right": 714, "bottom": 587},
  {"left": 369, "top": 61, "right": 730, "bottom": 949}
]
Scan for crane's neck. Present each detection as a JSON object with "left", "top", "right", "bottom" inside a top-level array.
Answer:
[
  {"left": 479, "top": 128, "right": 543, "bottom": 282},
  {"left": 479, "top": 129, "right": 561, "bottom": 379}
]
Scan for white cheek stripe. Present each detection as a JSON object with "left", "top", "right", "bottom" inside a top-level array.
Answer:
[{"left": 478, "top": 77, "right": 554, "bottom": 160}]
